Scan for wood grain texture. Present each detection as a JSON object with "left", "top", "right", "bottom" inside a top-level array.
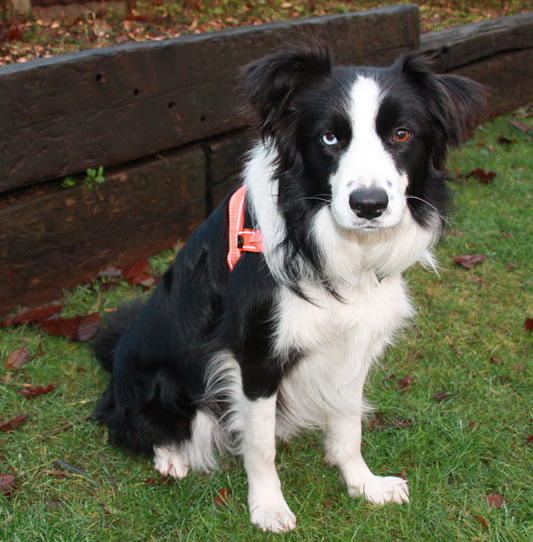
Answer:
[
  {"left": 452, "top": 49, "right": 533, "bottom": 115},
  {"left": 0, "top": 5, "right": 419, "bottom": 193},
  {"left": 0, "top": 145, "right": 205, "bottom": 315},
  {"left": 420, "top": 12, "right": 533, "bottom": 71}
]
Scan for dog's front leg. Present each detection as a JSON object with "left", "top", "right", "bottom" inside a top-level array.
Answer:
[
  {"left": 242, "top": 394, "right": 297, "bottom": 533},
  {"left": 325, "top": 410, "right": 409, "bottom": 505}
]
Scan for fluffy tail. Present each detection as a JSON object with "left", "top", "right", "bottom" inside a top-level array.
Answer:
[{"left": 91, "top": 299, "right": 144, "bottom": 372}]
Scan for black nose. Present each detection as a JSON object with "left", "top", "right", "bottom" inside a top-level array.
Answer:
[{"left": 349, "top": 187, "right": 389, "bottom": 219}]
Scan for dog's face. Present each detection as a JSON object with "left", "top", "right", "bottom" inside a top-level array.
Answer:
[
  {"left": 298, "top": 73, "right": 414, "bottom": 232},
  {"left": 244, "top": 44, "right": 486, "bottom": 233}
]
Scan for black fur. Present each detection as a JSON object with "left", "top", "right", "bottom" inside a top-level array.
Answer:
[{"left": 93, "top": 43, "right": 486, "bottom": 464}]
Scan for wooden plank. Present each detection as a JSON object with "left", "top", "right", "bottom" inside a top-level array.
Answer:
[
  {"left": 452, "top": 49, "right": 533, "bottom": 115},
  {"left": 420, "top": 12, "right": 533, "bottom": 72},
  {"left": 205, "top": 130, "right": 251, "bottom": 212},
  {"left": 0, "top": 145, "right": 205, "bottom": 316},
  {"left": 0, "top": 5, "right": 419, "bottom": 193}
]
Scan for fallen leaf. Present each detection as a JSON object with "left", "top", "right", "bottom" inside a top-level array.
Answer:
[
  {"left": 390, "top": 418, "right": 417, "bottom": 429},
  {"left": 0, "top": 474, "right": 16, "bottom": 496},
  {"left": 397, "top": 375, "right": 413, "bottom": 391},
  {"left": 123, "top": 257, "right": 150, "bottom": 280},
  {"left": 524, "top": 318, "right": 533, "bottom": 332},
  {"left": 473, "top": 515, "right": 489, "bottom": 529},
  {"left": 214, "top": 487, "right": 231, "bottom": 507},
  {"left": 454, "top": 254, "right": 485, "bottom": 269},
  {"left": 16, "top": 384, "right": 56, "bottom": 399},
  {"left": 513, "top": 364, "right": 525, "bottom": 372},
  {"left": 5, "top": 25, "right": 24, "bottom": 41},
  {"left": 38, "top": 313, "right": 100, "bottom": 342},
  {"left": 1, "top": 305, "right": 62, "bottom": 327},
  {"left": 489, "top": 356, "right": 504, "bottom": 365},
  {"left": 448, "top": 343, "right": 463, "bottom": 356},
  {"left": 76, "top": 313, "right": 101, "bottom": 341},
  {"left": 4, "top": 346, "right": 32, "bottom": 369},
  {"left": 510, "top": 120, "right": 532, "bottom": 133},
  {"left": 125, "top": 13, "right": 150, "bottom": 22},
  {"left": 432, "top": 391, "right": 451, "bottom": 402},
  {"left": 497, "top": 135, "right": 517, "bottom": 145},
  {"left": 397, "top": 467, "right": 408, "bottom": 480},
  {"left": 367, "top": 412, "right": 385, "bottom": 430},
  {"left": 370, "top": 416, "right": 418, "bottom": 430},
  {"left": 466, "top": 168, "right": 496, "bottom": 184},
  {"left": 128, "top": 273, "right": 156, "bottom": 288},
  {"left": 527, "top": 435, "right": 533, "bottom": 446},
  {"left": 0, "top": 414, "right": 28, "bottom": 433},
  {"left": 487, "top": 494, "right": 504, "bottom": 509}
]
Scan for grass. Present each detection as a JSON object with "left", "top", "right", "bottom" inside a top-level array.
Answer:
[{"left": 1, "top": 107, "right": 532, "bottom": 541}]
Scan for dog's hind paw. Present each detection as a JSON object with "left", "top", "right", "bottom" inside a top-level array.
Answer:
[
  {"left": 250, "top": 501, "right": 297, "bottom": 533},
  {"left": 348, "top": 475, "right": 409, "bottom": 505},
  {"left": 153, "top": 445, "right": 189, "bottom": 479}
]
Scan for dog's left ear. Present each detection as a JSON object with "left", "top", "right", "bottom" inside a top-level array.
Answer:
[
  {"left": 398, "top": 53, "right": 488, "bottom": 147},
  {"left": 243, "top": 42, "right": 333, "bottom": 141},
  {"left": 436, "top": 72, "right": 489, "bottom": 145}
]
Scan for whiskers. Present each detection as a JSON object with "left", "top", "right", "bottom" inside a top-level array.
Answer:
[
  {"left": 405, "top": 195, "right": 452, "bottom": 228},
  {"left": 302, "top": 194, "right": 331, "bottom": 205}
]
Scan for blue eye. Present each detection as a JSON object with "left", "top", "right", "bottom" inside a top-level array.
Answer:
[{"left": 321, "top": 132, "right": 338, "bottom": 146}]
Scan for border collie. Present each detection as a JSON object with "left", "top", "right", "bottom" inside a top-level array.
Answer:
[{"left": 93, "top": 43, "right": 486, "bottom": 533}]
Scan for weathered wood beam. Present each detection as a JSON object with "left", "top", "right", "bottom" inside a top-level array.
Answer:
[
  {"left": 0, "top": 5, "right": 419, "bottom": 194},
  {"left": 0, "top": 145, "right": 205, "bottom": 315}
]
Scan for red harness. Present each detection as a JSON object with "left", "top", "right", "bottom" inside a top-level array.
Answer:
[{"left": 227, "top": 185, "right": 263, "bottom": 271}]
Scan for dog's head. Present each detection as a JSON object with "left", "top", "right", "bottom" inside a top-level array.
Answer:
[{"left": 244, "top": 43, "right": 487, "bottom": 233}]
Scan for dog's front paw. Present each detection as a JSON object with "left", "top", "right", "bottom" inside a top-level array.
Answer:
[
  {"left": 250, "top": 500, "right": 297, "bottom": 533},
  {"left": 153, "top": 445, "right": 189, "bottom": 479},
  {"left": 348, "top": 475, "right": 409, "bottom": 505}
]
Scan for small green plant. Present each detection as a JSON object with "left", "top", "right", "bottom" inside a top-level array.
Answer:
[
  {"left": 61, "top": 166, "right": 105, "bottom": 190},
  {"left": 61, "top": 176, "right": 76, "bottom": 188},
  {"left": 84, "top": 166, "right": 105, "bottom": 190}
]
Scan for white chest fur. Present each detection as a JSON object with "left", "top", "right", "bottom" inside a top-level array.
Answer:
[{"left": 273, "top": 274, "right": 413, "bottom": 438}]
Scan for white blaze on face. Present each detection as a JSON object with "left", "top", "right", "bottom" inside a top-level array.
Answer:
[{"left": 329, "top": 76, "right": 408, "bottom": 231}]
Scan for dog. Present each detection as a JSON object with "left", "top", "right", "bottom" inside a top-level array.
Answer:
[{"left": 93, "top": 43, "right": 486, "bottom": 533}]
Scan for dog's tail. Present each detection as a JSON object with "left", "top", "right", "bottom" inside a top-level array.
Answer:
[{"left": 91, "top": 299, "right": 144, "bottom": 372}]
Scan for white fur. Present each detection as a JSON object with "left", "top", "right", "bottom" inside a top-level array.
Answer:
[
  {"left": 153, "top": 444, "right": 189, "bottom": 479},
  {"left": 158, "top": 71, "right": 440, "bottom": 532},
  {"left": 325, "top": 412, "right": 409, "bottom": 505},
  {"left": 274, "top": 273, "right": 412, "bottom": 440},
  {"left": 330, "top": 76, "right": 408, "bottom": 232},
  {"left": 201, "top": 352, "right": 246, "bottom": 461},
  {"left": 242, "top": 395, "right": 297, "bottom": 533}
]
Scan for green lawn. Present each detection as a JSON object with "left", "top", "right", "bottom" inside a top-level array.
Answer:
[{"left": 1, "top": 108, "right": 531, "bottom": 541}]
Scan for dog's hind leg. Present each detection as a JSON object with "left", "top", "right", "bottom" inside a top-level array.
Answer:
[
  {"left": 241, "top": 394, "right": 297, "bottom": 533},
  {"left": 153, "top": 444, "right": 189, "bottom": 479}
]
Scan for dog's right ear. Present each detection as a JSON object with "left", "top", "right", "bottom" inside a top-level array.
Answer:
[{"left": 243, "top": 43, "right": 332, "bottom": 141}]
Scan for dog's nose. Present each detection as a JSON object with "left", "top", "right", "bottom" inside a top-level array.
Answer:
[{"left": 349, "top": 187, "right": 389, "bottom": 219}]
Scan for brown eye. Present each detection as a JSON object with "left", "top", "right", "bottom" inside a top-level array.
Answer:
[{"left": 392, "top": 129, "right": 411, "bottom": 143}]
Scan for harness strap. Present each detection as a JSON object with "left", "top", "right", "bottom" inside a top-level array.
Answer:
[{"left": 227, "top": 185, "right": 263, "bottom": 271}]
